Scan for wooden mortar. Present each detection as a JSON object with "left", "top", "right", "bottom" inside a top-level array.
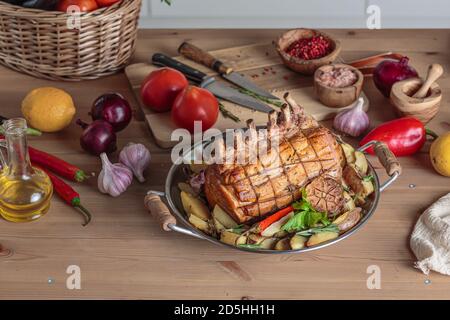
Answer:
[
  {"left": 390, "top": 64, "right": 443, "bottom": 124},
  {"left": 313, "top": 63, "right": 364, "bottom": 108}
]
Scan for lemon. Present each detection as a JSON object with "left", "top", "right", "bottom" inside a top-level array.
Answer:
[
  {"left": 430, "top": 132, "right": 450, "bottom": 177},
  {"left": 22, "top": 87, "right": 76, "bottom": 133}
]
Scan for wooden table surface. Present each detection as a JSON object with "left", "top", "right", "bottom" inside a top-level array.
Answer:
[{"left": 1, "top": 29, "right": 450, "bottom": 300}]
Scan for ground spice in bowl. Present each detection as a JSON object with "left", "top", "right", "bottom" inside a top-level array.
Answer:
[{"left": 316, "top": 66, "right": 358, "bottom": 88}]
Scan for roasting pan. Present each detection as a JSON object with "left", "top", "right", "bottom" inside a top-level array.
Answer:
[{"left": 144, "top": 135, "right": 401, "bottom": 254}]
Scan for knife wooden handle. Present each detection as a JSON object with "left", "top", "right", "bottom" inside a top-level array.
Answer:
[{"left": 179, "top": 42, "right": 233, "bottom": 75}]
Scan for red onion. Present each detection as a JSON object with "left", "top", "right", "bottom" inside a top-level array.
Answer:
[
  {"left": 373, "top": 57, "right": 418, "bottom": 97},
  {"left": 90, "top": 93, "right": 132, "bottom": 132},
  {"left": 77, "top": 119, "right": 117, "bottom": 156}
]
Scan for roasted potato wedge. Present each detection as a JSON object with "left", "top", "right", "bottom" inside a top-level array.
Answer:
[
  {"left": 274, "top": 237, "right": 291, "bottom": 250},
  {"left": 189, "top": 163, "right": 208, "bottom": 174},
  {"left": 220, "top": 230, "right": 241, "bottom": 246},
  {"left": 273, "top": 230, "right": 289, "bottom": 238},
  {"left": 341, "top": 143, "right": 356, "bottom": 164},
  {"left": 333, "top": 207, "right": 362, "bottom": 233},
  {"left": 181, "top": 191, "right": 210, "bottom": 221},
  {"left": 306, "top": 231, "right": 339, "bottom": 247},
  {"left": 236, "top": 234, "right": 249, "bottom": 246},
  {"left": 290, "top": 235, "right": 307, "bottom": 250},
  {"left": 188, "top": 214, "right": 212, "bottom": 234},
  {"left": 178, "top": 182, "right": 198, "bottom": 196},
  {"left": 343, "top": 164, "right": 374, "bottom": 198},
  {"left": 259, "top": 238, "right": 278, "bottom": 249},
  {"left": 343, "top": 191, "right": 356, "bottom": 212},
  {"left": 354, "top": 151, "right": 369, "bottom": 175},
  {"left": 212, "top": 205, "right": 238, "bottom": 229},
  {"left": 247, "top": 233, "right": 266, "bottom": 245},
  {"left": 260, "top": 211, "right": 294, "bottom": 237},
  {"left": 213, "top": 218, "right": 226, "bottom": 232}
]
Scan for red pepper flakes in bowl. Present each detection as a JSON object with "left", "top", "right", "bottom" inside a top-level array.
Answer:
[
  {"left": 285, "top": 35, "right": 332, "bottom": 60},
  {"left": 275, "top": 28, "right": 341, "bottom": 75}
]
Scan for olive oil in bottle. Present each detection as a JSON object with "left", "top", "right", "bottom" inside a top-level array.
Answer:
[{"left": 0, "top": 118, "right": 53, "bottom": 222}]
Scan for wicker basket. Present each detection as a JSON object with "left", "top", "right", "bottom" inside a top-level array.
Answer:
[{"left": 0, "top": 0, "right": 142, "bottom": 81}]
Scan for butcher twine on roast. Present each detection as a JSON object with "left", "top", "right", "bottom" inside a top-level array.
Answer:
[{"left": 205, "top": 93, "right": 345, "bottom": 224}]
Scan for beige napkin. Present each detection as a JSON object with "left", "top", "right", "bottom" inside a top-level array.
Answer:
[{"left": 410, "top": 193, "right": 450, "bottom": 275}]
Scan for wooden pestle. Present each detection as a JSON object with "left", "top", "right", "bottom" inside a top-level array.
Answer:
[{"left": 413, "top": 63, "right": 444, "bottom": 98}]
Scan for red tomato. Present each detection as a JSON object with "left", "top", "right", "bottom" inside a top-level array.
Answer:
[
  {"left": 171, "top": 86, "right": 219, "bottom": 133},
  {"left": 57, "top": 0, "right": 98, "bottom": 12},
  {"left": 96, "top": 0, "right": 121, "bottom": 7},
  {"left": 140, "top": 68, "right": 188, "bottom": 112}
]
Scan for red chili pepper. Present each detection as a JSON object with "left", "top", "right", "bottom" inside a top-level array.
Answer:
[
  {"left": 37, "top": 166, "right": 92, "bottom": 226},
  {"left": 360, "top": 117, "right": 438, "bottom": 156},
  {"left": 258, "top": 205, "right": 293, "bottom": 232},
  {"left": 28, "top": 147, "right": 90, "bottom": 182},
  {"left": 0, "top": 135, "right": 90, "bottom": 182}
]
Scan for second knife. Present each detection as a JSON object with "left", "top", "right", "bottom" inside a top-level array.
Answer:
[
  {"left": 152, "top": 53, "right": 273, "bottom": 114},
  {"left": 178, "top": 42, "right": 279, "bottom": 100}
]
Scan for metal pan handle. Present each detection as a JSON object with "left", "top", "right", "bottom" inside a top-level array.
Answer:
[
  {"left": 144, "top": 191, "right": 203, "bottom": 239},
  {"left": 358, "top": 141, "right": 401, "bottom": 192}
]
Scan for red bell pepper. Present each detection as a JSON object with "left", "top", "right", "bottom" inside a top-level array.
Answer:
[{"left": 360, "top": 117, "right": 438, "bottom": 156}]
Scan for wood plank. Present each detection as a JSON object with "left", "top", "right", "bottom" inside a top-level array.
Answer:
[
  {"left": 0, "top": 29, "right": 450, "bottom": 300},
  {"left": 126, "top": 44, "right": 369, "bottom": 148}
]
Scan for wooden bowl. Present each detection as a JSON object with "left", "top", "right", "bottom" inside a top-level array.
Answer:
[
  {"left": 390, "top": 78, "right": 442, "bottom": 124},
  {"left": 313, "top": 64, "right": 364, "bottom": 108},
  {"left": 276, "top": 28, "right": 341, "bottom": 75}
]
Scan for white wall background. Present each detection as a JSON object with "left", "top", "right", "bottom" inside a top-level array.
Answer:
[{"left": 138, "top": 0, "right": 450, "bottom": 28}]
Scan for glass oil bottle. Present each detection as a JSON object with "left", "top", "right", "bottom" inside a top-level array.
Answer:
[{"left": 0, "top": 118, "right": 53, "bottom": 222}]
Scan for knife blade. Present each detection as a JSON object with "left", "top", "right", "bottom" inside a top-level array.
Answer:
[
  {"left": 178, "top": 42, "right": 279, "bottom": 100},
  {"left": 152, "top": 53, "right": 273, "bottom": 114}
]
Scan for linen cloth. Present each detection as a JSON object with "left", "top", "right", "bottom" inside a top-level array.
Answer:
[{"left": 410, "top": 193, "right": 450, "bottom": 275}]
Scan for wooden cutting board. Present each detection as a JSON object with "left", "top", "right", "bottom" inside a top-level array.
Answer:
[{"left": 125, "top": 43, "right": 369, "bottom": 148}]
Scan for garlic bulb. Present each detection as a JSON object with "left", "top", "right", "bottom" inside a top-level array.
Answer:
[
  {"left": 119, "top": 143, "right": 151, "bottom": 183},
  {"left": 333, "top": 97, "right": 369, "bottom": 137},
  {"left": 98, "top": 153, "right": 133, "bottom": 197}
]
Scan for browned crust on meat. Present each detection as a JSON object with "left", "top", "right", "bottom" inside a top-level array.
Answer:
[{"left": 204, "top": 126, "right": 344, "bottom": 223}]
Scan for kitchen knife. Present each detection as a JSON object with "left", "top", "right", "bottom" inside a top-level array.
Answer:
[
  {"left": 178, "top": 42, "right": 279, "bottom": 100},
  {"left": 152, "top": 53, "right": 273, "bottom": 113}
]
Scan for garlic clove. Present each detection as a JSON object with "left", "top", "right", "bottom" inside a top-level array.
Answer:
[
  {"left": 333, "top": 97, "right": 370, "bottom": 137},
  {"left": 119, "top": 143, "right": 151, "bottom": 183},
  {"left": 98, "top": 153, "right": 133, "bottom": 197}
]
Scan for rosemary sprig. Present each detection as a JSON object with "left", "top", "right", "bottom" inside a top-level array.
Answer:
[
  {"left": 219, "top": 103, "right": 240, "bottom": 123},
  {"left": 238, "top": 88, "right": 284, "bottom": 108},
  {"left": 161, "top": 0, "right": 171, "bottom": 5},
  {"left": 226, "top": 225, "right": 245, "bottom": 234},
  {"left": 238, "top": 244, "right": 261, "bottom": 249},
  {"left": 296, "top": 224, "right": 339, "bottom": 237}
]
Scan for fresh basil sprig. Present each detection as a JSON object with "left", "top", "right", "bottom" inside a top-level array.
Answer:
[{"left": 282, "top": 189, "right": 330, "bottom": 233}]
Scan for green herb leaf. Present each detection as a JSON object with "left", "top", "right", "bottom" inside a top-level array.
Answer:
[
  {"left": 161, "top": 0, "right": 171, "bottom": 5},
  {"left": 227, "top": 225, "right": 245, "bottom": 234},
  {"left": 282, "top": 189, "right": 330, "bottom": 233},
  {"left": 238, "top": 244, "right": 261, "bottom": 249},
  {"left": 296, "top": 224, "right": 339, "bottom": 237},
  {"left": 238, "top": 88, "right": 284, "bottom": 108},
  {"left": 219, "top": 103, "right": 240, "bottom": 122},
  {"left": 363, "top": 175, "right": 374, "bottom": 182}
]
